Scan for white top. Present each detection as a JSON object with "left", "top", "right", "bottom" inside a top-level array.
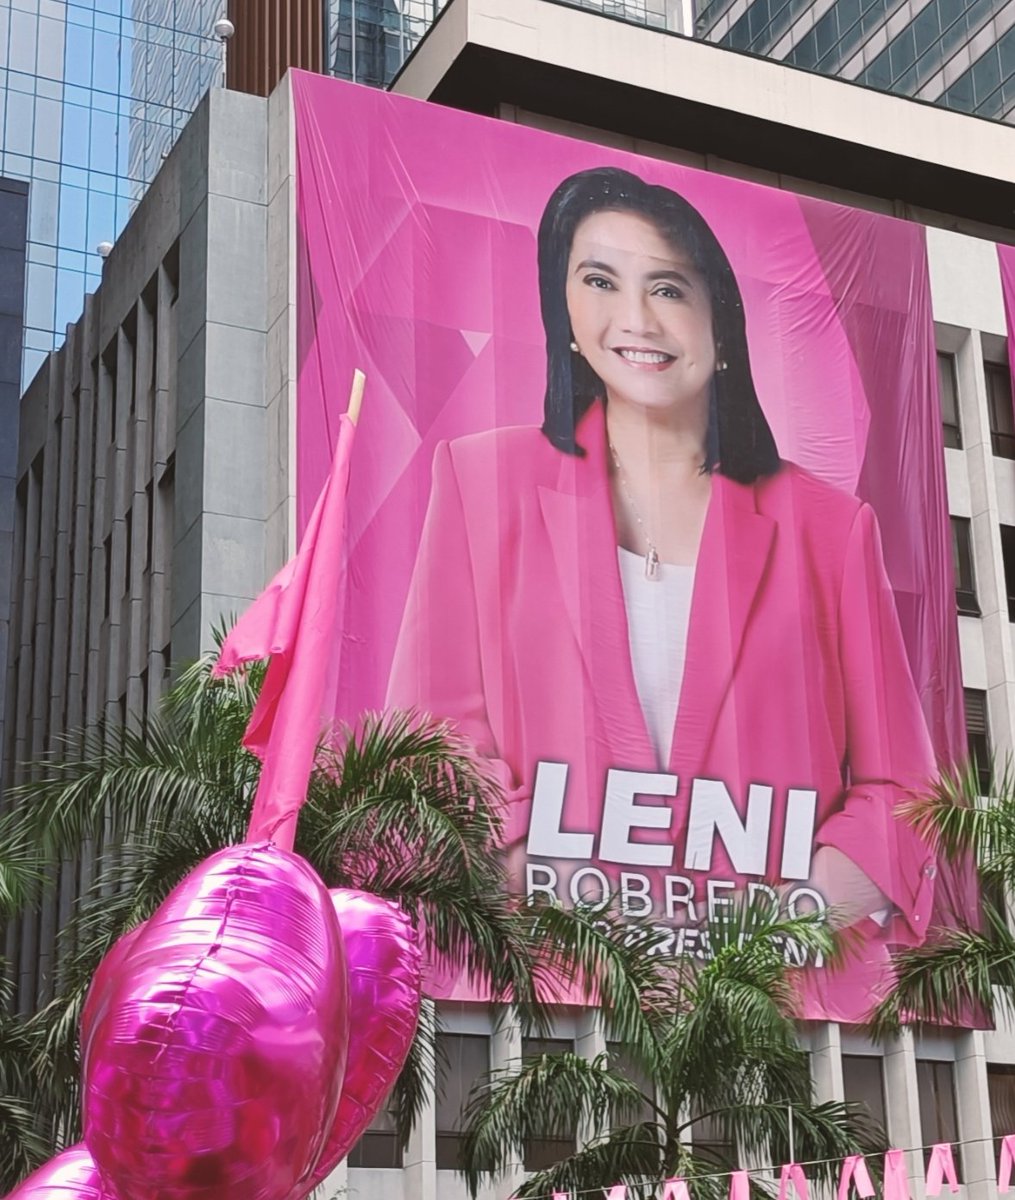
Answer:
[{"left": 617, "top": 547, "right": 695, "bottom": 769}]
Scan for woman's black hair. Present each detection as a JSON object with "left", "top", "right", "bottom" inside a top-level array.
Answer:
[{"left": 538, "top": 166, "right": 780, "bottom": 484}]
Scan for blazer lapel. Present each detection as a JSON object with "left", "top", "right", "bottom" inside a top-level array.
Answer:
[
  {"left": 669, "top": 473, "right": 776, "bottom": 775},
  {"left": 537, "top": 412, "right": 655, "bottom": 768}
]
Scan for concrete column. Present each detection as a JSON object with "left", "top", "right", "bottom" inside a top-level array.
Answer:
[
  {"left": 576, "top": 1007, "right": 608, "bottom": 1143},
  {"left": 955, "top": 1031, "right": 995, "bottom": 1200},
  {"left": 811, "top": 1022, "right": 844, "bottom": 1104},
  {"left": 404, "top": 999, "right": 438, "bottom": 1200},
  {"left": 882, "top": 1030, "right": 924, "bottom": 1190},
  {"left": 490, "top": 1007, "right": 525, "bottom": 1196}
]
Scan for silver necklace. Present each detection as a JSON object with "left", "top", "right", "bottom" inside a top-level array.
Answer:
[{"left": 608, "top": 441, "right": 661, "bottom": 581}]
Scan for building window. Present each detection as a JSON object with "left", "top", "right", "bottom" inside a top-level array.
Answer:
[
  {"left": 916, "top": 1059, "right": 961, "bottom": 1179},
  {"left": 988, "top": 1064, "right": 1015, "bottom": 1169},
  {"left": 347, "top": 1095, "right": 402, "bottom": 1169},
  {"left": 1002, "top": 526, "right": 1015, "bottom": 622},
  {"left": 607, "top": 1041, "right": 656, "bottom": 1135},
  {"left": 986, "top": 363, "right": 1015, "bottom": 460},
  {"left": 436, "top": 1033, "right": 490, "bottom": 1171},
  {"left": 842, "top": 1055, "right": 887, "bottom": 1134},
  {"left": 521, "top": 1038, "right": 577, "bottom": 1171},
  {"left": 965, "top": 688, "right": 993, "bottom": 797},
  {"left": 952, "top": 517, "right": 979, "bottom": 616},
  {"left": 938, "top": 352, "right": 962, "bottom": 449}
]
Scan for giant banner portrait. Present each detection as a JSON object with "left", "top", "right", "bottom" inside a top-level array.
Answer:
[{"left": 292, "top": 71, "right": 977, "bottom": 1023}]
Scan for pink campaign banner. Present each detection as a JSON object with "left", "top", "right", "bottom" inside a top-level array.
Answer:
[{"left": 292, "top": 71, "right": 976, "bottom": 1022}]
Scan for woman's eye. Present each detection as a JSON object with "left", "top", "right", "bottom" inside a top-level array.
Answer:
[
  {"left": 654, "top": 284, "right": 684, "bottom": 300},
  {"left": 584, "top": 274, "right": 614, "bottom": 290}
]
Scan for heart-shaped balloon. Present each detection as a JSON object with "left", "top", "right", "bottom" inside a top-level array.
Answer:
[
  {"left": 81, "top": 843, "right": 349, "bottom": 1200},
  {"left": 292, "top": 890, "right": 421, "bottom": 1195},
  {"left": 4, "top": 1144, "right": 115, "bottom": 1200}
]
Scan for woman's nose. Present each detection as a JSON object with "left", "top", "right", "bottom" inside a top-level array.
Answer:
[{"left": 618, "top": 292, "right": 659, "bottom": 336}]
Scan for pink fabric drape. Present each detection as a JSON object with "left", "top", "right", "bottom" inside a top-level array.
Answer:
[
  {"left": 883, "top": 1148, "right": 910, "bottom": 1200},
  {"left": 925, "top": 1144, "right": 958, "bottom": 1195},
  {"left": 214, "top": 412, "right": 357, "bottom": 850},
  {"left": 778, "top": 1163, "right": 809, "bottom": 1200},
  {"left": 662, "top": 1179, "right": 691, "bottom": 1200},
  {"left": 838, "top": 1154, "right": 874, "bottom": 1200},
  {"left": 730, "top": 1170, "right": 751, "bottom": 1200},
  {"left": 999, "top": 1133, "right": 1015, "bottom": 1192}
]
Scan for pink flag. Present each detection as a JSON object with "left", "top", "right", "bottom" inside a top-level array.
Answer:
[
  {"left": 999, "top": 1134, "right": 1015, "bottom": 1192},
  {"left": 214, "top": 406, "right": 358, "bottom": 851},
  {"left": 837, "top": 1155, "right": 874, "bottom": 1200},
  {"left": 883, "top": 1149, "right": 910, "bottom": 1200},
  {"left": 925, "top": 1144, "right": 958, "bottom": 1195},
  {"left": 730, "top": 1170, "right": 750, "bottom": 1200},
  {"left": 604, "top": 1189, "right": 626, "bottom": 1200},
  {"left": 551, "top": 1194, "right": 570, "bottom": 1200},
  {"left": 778, "top": 1163, "right": 809, "bottom": 1200},
  {"left": 662, "top": 1180, "right": 690, "bottom": 1200}
]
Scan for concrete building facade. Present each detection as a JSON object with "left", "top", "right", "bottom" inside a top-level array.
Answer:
[{"left": 10, "top": 1, "right": 1015, "bottom": 1197}]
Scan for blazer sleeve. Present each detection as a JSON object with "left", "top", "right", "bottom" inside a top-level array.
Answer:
[
  {"left": 386, "top": 441, "right": 529, "bottom": 836},
  {"left": 814, "top": 502, "right": 937, "bottom": 946}
]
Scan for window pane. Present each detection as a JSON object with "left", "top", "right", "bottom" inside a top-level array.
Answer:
[
  {"left": 986, "top": 364, "right": 1015, "bottom": 459},
  {"left": 436, "top": 1033, "right": 490, "bottom": 1171},
  {"left": 521, "top": 1038, "right": 577, "bottom": 1171},
  {"left": 951, "top": 517, "right": 978, "bottom": 615},
  {"left": 916, "top": 1060, "right": 961, "bottom": 1180},
  {"left": 937, "top": 352, "right": 961, "bottom": 448},
  {"left": 842, "top": 1055, "right": 887, "bottom": 1132},
  {"left": 607, "top": 1041, "right": 656, "bottom": 1132},
  {"left": 347, "top": 1094, "right": 403, "bottom": 1168},
  {"left": 989, "top": 1064, "right": 1015, "bottom": 1168},
  {"left": 964, "top": 688, "right": 992, "bottom": 797}
]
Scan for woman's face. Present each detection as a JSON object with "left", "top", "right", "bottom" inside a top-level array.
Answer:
[{"left": 565, "top": 209, "right": 716, "bottom": 421}]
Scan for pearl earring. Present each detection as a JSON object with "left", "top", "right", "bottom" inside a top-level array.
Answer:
[
  {"left": 569, "top": 340, "right": 580, "bottom": 354},
  {"left": 715, "top": 359, "right": 728, "bottom": 372}
]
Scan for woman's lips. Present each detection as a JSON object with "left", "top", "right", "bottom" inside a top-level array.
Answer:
[{"left": 612, "top": 347, "right": 676, "bottom": 370}]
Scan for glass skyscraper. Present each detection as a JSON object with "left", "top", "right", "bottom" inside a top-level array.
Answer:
[
  {"left": 0, "top": 0, "right": 224, "bottom": 385},
  {"left": 697, "top": 0, "right": 1015, "bottom": 122}
]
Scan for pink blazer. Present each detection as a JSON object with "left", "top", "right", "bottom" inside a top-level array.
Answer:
[{"left": 387, "top": 404, "right": 938, "bottom": 1020}]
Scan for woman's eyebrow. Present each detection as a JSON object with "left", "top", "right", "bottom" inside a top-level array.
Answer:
[
  {"left": 645, "top": 267, "right": 695, "bottom": 287},
  {"left": 573, "top": 258, "right": 618, "bottom": 274}
]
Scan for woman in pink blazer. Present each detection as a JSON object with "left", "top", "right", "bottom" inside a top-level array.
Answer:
[{"left": 387, "top": 167, "right": 937, "bottom": 1021}]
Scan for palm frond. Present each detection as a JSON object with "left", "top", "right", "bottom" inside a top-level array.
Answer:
[{"left": 513, "top": 1123, "right": 665, "bottom": 1200}]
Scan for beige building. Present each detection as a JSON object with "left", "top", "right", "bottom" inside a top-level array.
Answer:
[{"left": 9, "top": 1, "right": 1015, "bottom": 1197}]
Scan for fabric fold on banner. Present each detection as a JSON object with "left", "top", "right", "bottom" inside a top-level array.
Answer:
[
  {"left": 838, "top": 1154, "right": 874, "bottom": 1200},
  {"left": 778, "top": 1162, "right": 809, "bottom": 1200},
  {"left": 925, "top": 1144, "right": 958, "bottom": 1195},
  {"left": 884, "top": 1148, "right": 910, "bottom": 1200},
  {"left": 1000, "top": 1133, "right": 1015, "bottom": 1192},
  {"left": 214, "top": 409, "right": 357, "bottom": 850}
]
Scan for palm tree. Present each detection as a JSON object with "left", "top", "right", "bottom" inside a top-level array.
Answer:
[
  {"left": 459, "top": 901, "right": 885, "bottom": 1200},
  {"left": 0, "top": 651, "right": 546, "bottom": 1180},
  {"left": 870, "top": 762, "right": 1015, "bottom": 1035}
]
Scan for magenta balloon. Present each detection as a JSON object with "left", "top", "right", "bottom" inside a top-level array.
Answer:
[
  {"left": 3, "top": 1145, "right": 115, "bottom": 1200},
  {"left": 81, "top": 843, "right": 349, "bottom": 1200},
  {"left": 80, "top": 922, "right": 145, "bottom": 1042},
  {"left": 296, "top": 890, "right": 421, "bottom": 1191}
]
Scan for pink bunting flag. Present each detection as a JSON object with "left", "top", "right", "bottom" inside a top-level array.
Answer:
[
  {"left": 925, "top": 1144, "right": 958, "bottom": 1196},
  {"left": 662, "top": 1179, "right": 691, "bottom": 1200},
  {"left": 604, "top": 1189, "right": 626, "bottom": 1200},
  {"left": 551, "top": 1193, "right": 570, "bottom": 1200},
  {"left": 778, "top": 1163, "right": 809, "bottom": 1200},
  {"left": 884, "top": 1148, "right": 910, "bottom": 1200},
  {"left": 999, "top": 1133, "right": 1015, "bottom": 1192},
  {"left": 213, "top": 407, "right": 358, "bottom": 851},
  {"left": 730, "top": 1170, "right": 751, "bottom": 1200},
  {"left": 838, "top": 1154, "right": 874, "bottom": 1200}
]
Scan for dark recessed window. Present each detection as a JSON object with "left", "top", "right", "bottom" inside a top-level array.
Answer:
[
  {"left": 988, "top": 1064, "right": 1015, "bottom": 1170},
  {"left": 916, "top": 1059, "right": 961, "bottom": 1180},
  {"left": 938, "top": 352, "right": 962, "bottom": 449},
  {"left": 952, "top": 517, "right": 979, "bottom": 616},
  {"left": 521, "top": 1038, "right": 576, "bottom": 1171},
  {"left": 1001, "top": 525, "right": 1015, "bottom": 623},
  {"left": 842, "top": 1055, "right": 887, "bottom": 1134},
  {"left": 986, "top": 363, "right": 1015, "bottom": 460},
  {"left": 436, "top": 1033, "right": 490, "bottom": 1172},
  {"left": 347, "top": 1096, "right": 402, "bottom": 1169},
  {"left": 965, "top": 688, "right": 992, "bottom": 798},
  {"left": 606, "top": 1041, "right": 656, "bottom": 1136}
]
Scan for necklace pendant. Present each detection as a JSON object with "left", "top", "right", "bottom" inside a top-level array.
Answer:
[{"left": 645, "top": 546, "right": 660, "bottom": 581}]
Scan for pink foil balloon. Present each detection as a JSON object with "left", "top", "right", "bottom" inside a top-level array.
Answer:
[
  {"left": 296, "top": 890, "right": 421, "bottom": 1192},
  {"left": 81, "top": 843, "right": 349, "bottom": 1200},
  {"left": 4, "top": 1145, "right": 115, "bottom": 1200},
  {"left": 80, "top": 922, "right": 145, "bottom": 1041}
]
